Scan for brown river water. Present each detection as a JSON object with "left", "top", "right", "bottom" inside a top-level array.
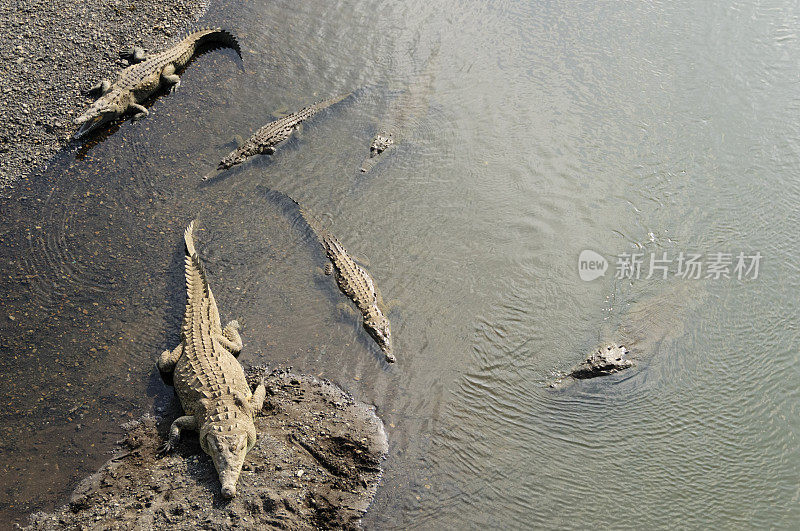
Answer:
[{"left": 0, "top": 0, "right": 798, "bottom": 528}]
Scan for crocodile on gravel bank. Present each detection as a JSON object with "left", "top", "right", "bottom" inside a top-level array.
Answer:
[
  {"left": 204, "top": 93, "right": 351, "bottom": 179},
  {"left": 156, "top": 220, "right": 266, "bottom": 498},
  {"left": 360, "top": 47, "right": 439, "bottom": 173},
  {"left": 74, "top": 28, "right": 241, "bottom": 138}
]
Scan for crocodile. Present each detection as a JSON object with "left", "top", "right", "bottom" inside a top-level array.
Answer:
[
  {"left": 549, "top": 281, "right": 707, "bottom": 388},
  {"left": 547, "top": 343, "right": 633, "bottom": 389},
  {"left": 568, "top": 343, "right": 633, "bottom": 379},
  {"left": 74, "top": 28, "right": 241, "bottom": 139},
  {"left": 205, "top": 93, "right": 351, "bottom": 179},
  {"left": 320, "top": 232, "right": 395, "bottom": 363},
  {"left": 360, "top": 47, "right": 439, "bottom": 173},
  {"left": 280, "top": 196, "right": 394, "bottom": 362},
  {"left": 156, "top": 220, "right": 266, "bottom": 498}
]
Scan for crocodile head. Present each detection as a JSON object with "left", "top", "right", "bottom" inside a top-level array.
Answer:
[
  {"left": 360, "top": 132, "right": 394, "bottom": 172},
  {"left": 366, "top": 313, "right": 394, "bottom": 363},
  {"left": 203, "top": 429, "right": 251, "bottom": 498},
  {"left": 570, "top": 343, "right": 633, "bottom": 379},
  {"left": 74, "top": 90, "right": 130, "bottom": 138},
  {"left": 370, "top": 133, "right": 394, "bottom": 155}
]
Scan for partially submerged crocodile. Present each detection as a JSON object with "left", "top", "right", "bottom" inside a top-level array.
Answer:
[
  {"left": 275, "top": 196, "right": 394, "bottom": 362},
  {"left": 361, "top": 48, "right": 438, "bottom": 173},
  {"left": 554, "top": 343, "right": 633, "bottom": 386},
  {"left": 319, "top": 231, "right": 395, "bottom": 363},
  {"left": 157, "top": 220, "right": 266, "bottom": 498},
  {"left": 549, "top": 281, "right": 705, "bottom": 388},
  {"left": 205, "top": 93, "right": 351, "bottom": 179},
  {"left": 74, "top": 28, "right": 241, "bottom": 138}
]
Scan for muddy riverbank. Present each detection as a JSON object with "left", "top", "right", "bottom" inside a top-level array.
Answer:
[
  {"left": 0, "top": 0, "right": 208, "bottom": 189},
  {"left": 24, "top": 366, "right": 388, "bottom": 530}
]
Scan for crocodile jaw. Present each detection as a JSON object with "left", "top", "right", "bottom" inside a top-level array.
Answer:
[
  {"left": 74, "top": 91, "right": 128, "bottom": 138},
  {"left": 74, "top": 112, "right": 115, "bottom": 139},
  {"left": 366, "top": 315, "right": 394, "bottom": 362},
  {"left": 204, "top": 431, "right": 249, "bottom": 498}
]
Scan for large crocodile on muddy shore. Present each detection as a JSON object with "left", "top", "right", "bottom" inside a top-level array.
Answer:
[
  {"left": 204, "top": 93, "right": 351, "bottom": 179},
  {"left": 360, "top": 47, "right": 439, "bottom": 173},
  {"left": 156, "top": 220, "right": 266, "bottom": 498},
  {"left": 74, "top": 28, "right": 241, "bottom": 138}
]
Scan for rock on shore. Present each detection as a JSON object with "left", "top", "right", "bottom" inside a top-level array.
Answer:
[
  {"left": 24, "top": 367, "right": 389, "bottom": 530},
  {"left": 0, "top": 0, "right": 208, "bottom": 189}
]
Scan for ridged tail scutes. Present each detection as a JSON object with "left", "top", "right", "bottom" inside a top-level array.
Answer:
[
  {"left": 292, "top": 199, "right": 328, "bottom": 246},
  {"left": 184, "top": 220, "right": 198, "bottom": 257},
  {"left": 256, "top": 187, "right": 326, "bottom": 249},
  {"left": 183, "top": 219, "right": 211, "bottom": 298},
  {"left": 191, "top": 27, "right": 242, "bottom": 59}
]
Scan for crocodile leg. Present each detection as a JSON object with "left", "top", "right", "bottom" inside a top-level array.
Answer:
[
  {"left": 250, "top": 379, "right": 267, "bottom": 412},
  {"left": 132, "top": 47, "right": 147, "bottom": 63},
  {"left": 129, "top": 103, "right": 149, "bottom": 120},
  {"left": 120, "top": 47, "right": 147, "bottom": 63},
  {"left": 157, "top": 343, "right": 183, "bottom": 374},
  {"left": 161, "top": 63, "right": 181, "bottom": 92},
  {"left": 216, "top": 320, "right": 242, "bottom": 356},
  {"left": 88, "top": 80, "right": 111, "bottom": 97},
  {"left": 158, "top": 415, "right": 197, "bottom": 455}
]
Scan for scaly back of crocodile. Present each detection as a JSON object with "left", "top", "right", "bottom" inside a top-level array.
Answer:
[
  {"left": 216, "top": 93, "right": 351, "bottom": 171},
  {"left": 177, "top": 222, "right": 249, "bottom": 406},
  {"left": 116, "top": 29, "right": 241, "bottom": 93},
  {"left": 321, "top": 233, "right": 379, "bottom": 312}
]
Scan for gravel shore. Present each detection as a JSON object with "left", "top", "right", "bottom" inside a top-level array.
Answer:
[{"left": 0, "top": 0, "right": 208, "bottom": 189}]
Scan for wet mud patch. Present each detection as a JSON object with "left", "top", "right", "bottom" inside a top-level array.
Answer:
[{"left": 25, "top": 366, "right": 388, "bottom": 530}]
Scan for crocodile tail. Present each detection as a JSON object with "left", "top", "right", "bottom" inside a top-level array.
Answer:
[
  {"left": 184, "top": 220, "right": 198, "bottom": 258},
  {"left": 182, "top": 220, "right": 213, "bottom": 335},
  {"left": 294, "top": 202, "right": 327, "bottom": 245},
  {"left": 313, "top": 92, "right": 352, "bottom": 112},
  {"left": 258, "top": 187, "right": 326, "bottom": 247},
  {"left": 184, "top": 220, "right": 210, "bottom": 284},
  {"left": 190, "top": 27, "right": 242, "bottom": 59}
]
